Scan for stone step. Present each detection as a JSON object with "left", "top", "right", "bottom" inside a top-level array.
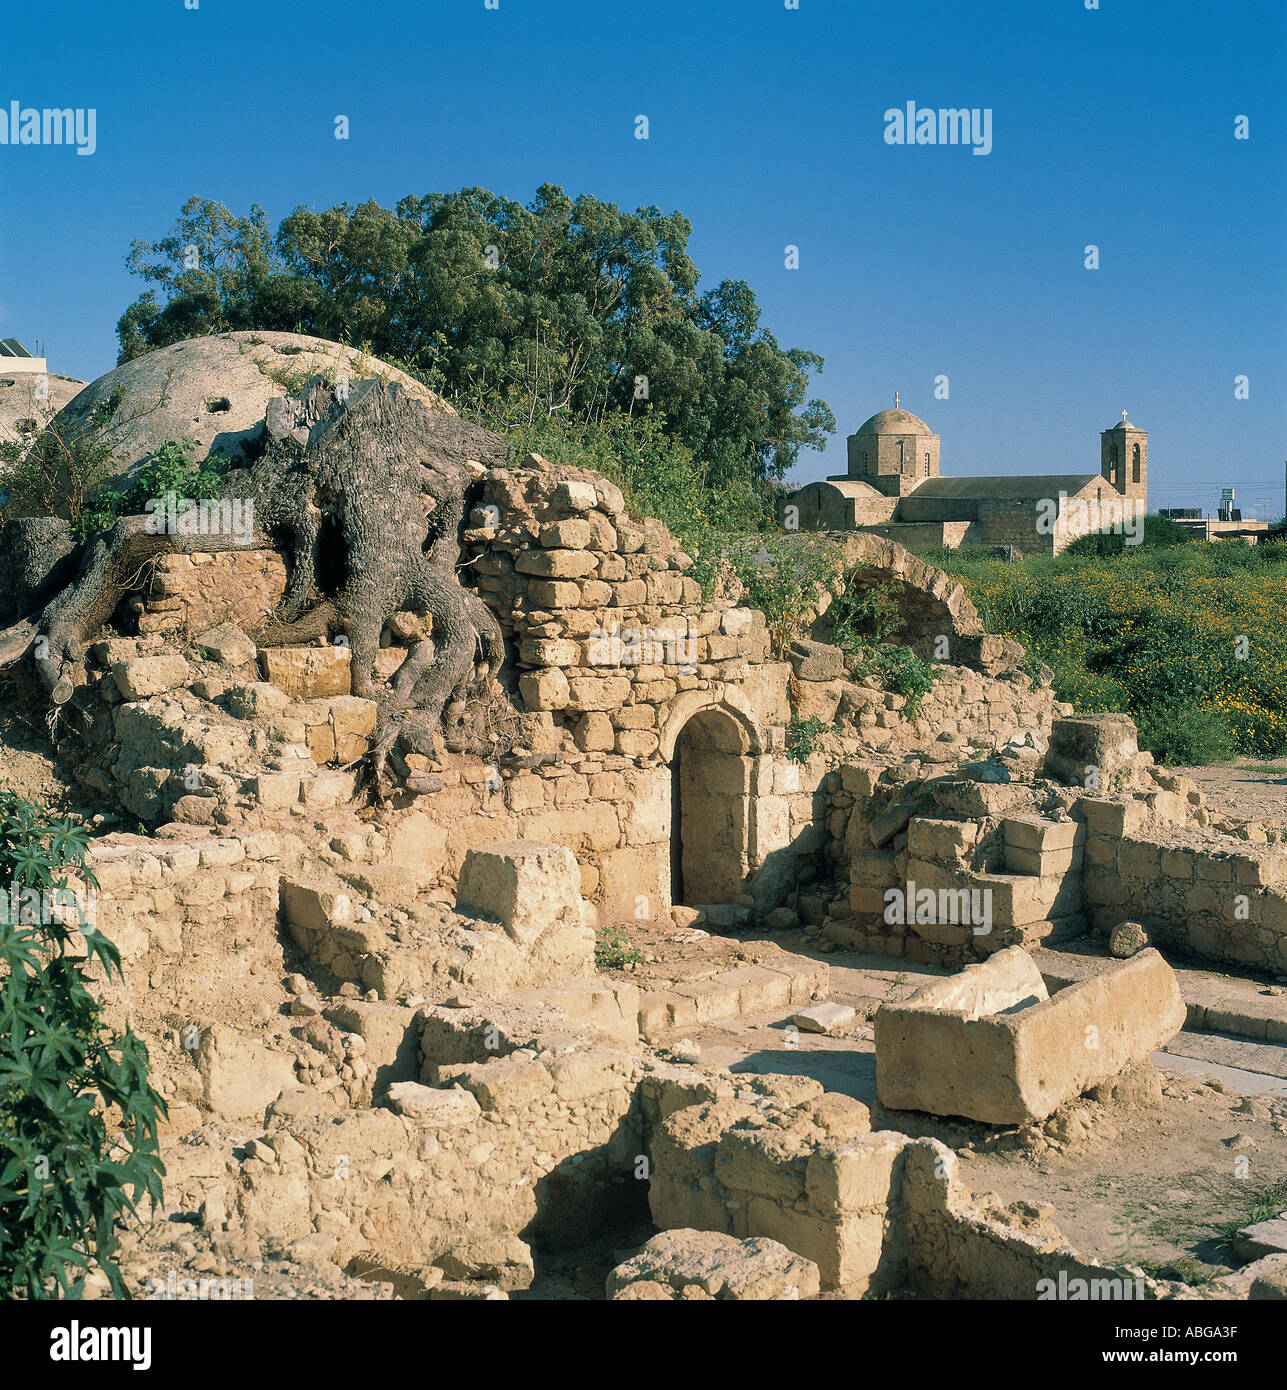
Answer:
[{"left": 638, "top": 953, "right": 828, "bottom": 1042}]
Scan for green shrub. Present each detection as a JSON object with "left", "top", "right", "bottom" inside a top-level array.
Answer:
[
  {"left": 828, "top": 582, "right": 903, "bottom": 656},
  {"left": 1064, "top": 513, "right": 1193, "bottom": 557},
  {"left": 0, "top": 792, "right": 165, "bottom": 1297},
  {"left": 77, "top": 437, "right": 227, "bottom": 541},
  {"left": 1134, "top": 703, "right": 1236, "bottom": 767},
  {"left": 785, "top": 715, "right": 833, "bottom": 763},
  {"left": 594, "top": 926, "right": 641, "bottom": 971},
  {"left": 869, "top": 645, "right": 937, "bottom": 719}
]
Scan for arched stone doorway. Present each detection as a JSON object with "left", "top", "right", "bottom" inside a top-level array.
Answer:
[{"left": 668, "top": 707, "right": 753, "bottom": 908}]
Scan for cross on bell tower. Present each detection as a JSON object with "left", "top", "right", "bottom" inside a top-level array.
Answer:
[{"left": 1101, "top": 411, "right": 1148, "bottom": 509}]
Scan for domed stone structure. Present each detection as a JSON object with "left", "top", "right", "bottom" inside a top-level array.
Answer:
[
  {"left": 42, "top": 330, "right": 453, "bottom": 487},
  {"left": 845, "top": 394, "right": 941, "bottom": 494},
  {"left": 0, "top": 342, "right": 85, "bottom": 451},
  {"left": 854, "top": 406, "right": 935, "bottom": 436}
]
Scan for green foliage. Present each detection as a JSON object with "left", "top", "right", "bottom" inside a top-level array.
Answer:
[
  {"left": 919, "top": 537, "right": 1287, "bottom": 760},
  {"left": 116, "top": 189, "right": 834, "bottom": 504},
  {"left": 785, "top": 715, "right": 833, "bottom": 763},
  {"left": 1133, "top": 703, "right": 1236, "bottom": 767},
  {"left": 1064, "top": 513, "right": 1193, "bottom": 557},
  {"left": 827, "top": 583, "right": 903, "bottom": 653},
  {"left": 868, "top": 645, "right": 937, "bottom": 719},
  {"left": 594, "top": 926, "right": 641, "bottom": 971},
  {"left": 724, "top": 535, "right": 843, "bottom": 658},
  {"left": 0, "top": 792, "right": 165, "bottom": 1298},
  {"left": 822, "top": 577, "right": 936, "bottom": 718},
  {"left": 0, "top": 403, "right": 119, "bottom": 539},
  {"left": 78, "top": 438, "right": 226, "bottom": 541}
]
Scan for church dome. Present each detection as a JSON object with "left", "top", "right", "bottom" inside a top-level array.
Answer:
[{"left": 854, "top": 407, "right": 933, "bottom": 436}]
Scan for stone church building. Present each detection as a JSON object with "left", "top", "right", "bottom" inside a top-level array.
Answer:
[{"left": 781, "top": 398, "right": 1148, "bottom": 555}]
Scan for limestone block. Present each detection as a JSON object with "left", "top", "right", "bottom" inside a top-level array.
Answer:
[
  {"left": 193, "top": 623, "right": 256, "bottom": 667},
  {"left": 1003, "top": 816, "right": 1083, "bottom": 853},
  {"left": 519, "top": 637, "right": 582, "bottom": 666},
  {"left": 715, "top": 1127, "right": 811, "bottom": 1202},
  {"left": 386, "top": 1082, "right": 481, "bottom": 1126},
  {"left": 525, "top": 579, "right": 582, "bottom": 608},
  {"left": 515, "top": 549, "right": 598, "bottom": 579},
  {"left": 607, "top": 1230, "right": 820, "bottom": 1301},
  {"left": 788, "top": 640, "right": 845, "bottom": 681},
  {"left": 259, "top": 645, "right": 351, "bottom": 698},
  {"left": 195, "top": 1023, "right": 296, "bottom": 1121},
  {"left": 804, "top": 1132, "right": 907, "bottom": 1214},
  {"left": 906, "top": 817, "right": 979, "bottom": 866},
  {"left": 453, "top": 1055, "right": 554, "bottom": 1111},
  {"left": 1043, "top": 713, "right": 1139, "bottom": 787},
  {"left": 439, "top": 1236, "right": 535, "bottom": 1292},
  {"left": 553, "top": 480, "right": 597, "bottom": 511},
  {"left": 566, "top": 676, "right": 632, "bottom": 712},
  {"left": 539, "top": 518, "right": 591, "bottom": 549},
  {"left": 518, "top": 667, "right": 570, "bottom": 710},
  {"left": 1109, "top": 920, "right": 1149, "bottom": 958},
  {"left": 329, "top": 694, "right": 378, "bottom": 760},
  {"left": 792, "top": 1003, "right": 855, "bottom": 1035},
  {"left": 875, "top": 946, "right": 1186, "bottom": 1124},
  {"left": 456, "top": 840, "right": 583, "bottom": 946},
  {"left": 225, "top": 681, "right": 290, "bottom": 719},
  {"left": 111, "top": 655, "right": 190, "bottom": 700}
]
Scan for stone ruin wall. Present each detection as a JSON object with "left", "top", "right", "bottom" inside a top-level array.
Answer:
[
  {"left": 102, "top": 459, "right": 1070, "bottom": 930},
  {"left": 815, "top": 751, "right": 1287, "bottom": 976}
]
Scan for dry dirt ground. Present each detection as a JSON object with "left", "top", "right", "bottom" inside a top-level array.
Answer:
[{"left": 1173, "top": 760, "right": 1287, "bottom": 827}]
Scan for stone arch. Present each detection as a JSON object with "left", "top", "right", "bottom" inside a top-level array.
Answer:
[
  {"left": 660, "top": 693, "right": 765, "bottom": 910},
  {"left": 657, "top": 687, "right": 766, "bottom": 762}
]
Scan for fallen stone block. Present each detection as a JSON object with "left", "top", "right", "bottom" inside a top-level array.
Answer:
[
  {"left": 1235, "top": 1216, "right": 1287, "bottom": 1263},
  {"left": 792, "top": 1003, "right": 855, "bottom": 1035},
  {"left": 193, "top": 623, "right": 256, "bottom": 667},
  {"left": 788, "top": 639, "right": 845, "bottom": 682},
  {"left": 195, "top": 1023, "right": 296, "bottom": 1122},
  {"left": 875, "top": 945, "right": 1185, "bottom": 1125},
  {"left": 456, "top": 840, "right": 584, "bottom": 947},
  {"left": 385, "top": 1082, "right": 481, "bottom": 1126},
  {"left": 111, "top": 655, "right": 189, "bottom": 700},
  {"left": 1044, "top": 712, "right": 1138, "bottom": 788},
  {"left": 1109, "top": 920, "right": 1149, "bottom": 958},
  {"left": 438, "top": 1236, "right": 534, "bottom": 1292},
  {"left": 606, "top": 1230, "right": 820, "bottom": 1301}
]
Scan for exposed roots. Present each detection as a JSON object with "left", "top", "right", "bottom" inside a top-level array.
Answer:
[{"left": 3, "top": 376, "right": 517, "bottom": 797}]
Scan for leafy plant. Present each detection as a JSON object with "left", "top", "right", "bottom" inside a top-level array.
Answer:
[
  {"left": 828, "top": 581, "right": 903, "bottom": 657},
  {"left": 726, "top": 536, "right": 843, "bottom": 659},
  {"left": 856, "top": 644, "right": 939, "bottom": 722},
  {"left": 0, "top": 791, "right": 165, "bottom": 1298},
  {"left": 78, "top": 437, "right": 226, "bottom": 541},
  {"left": 594, "top": 926, "right": 642, "bottom": 971},
  {"left": 785, "top": 715, "right": 833, "bottom": 763}
]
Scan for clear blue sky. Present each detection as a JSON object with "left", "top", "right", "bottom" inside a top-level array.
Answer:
[{"left": 3, "top": 0, "right": 1284, "bottom": 517}]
